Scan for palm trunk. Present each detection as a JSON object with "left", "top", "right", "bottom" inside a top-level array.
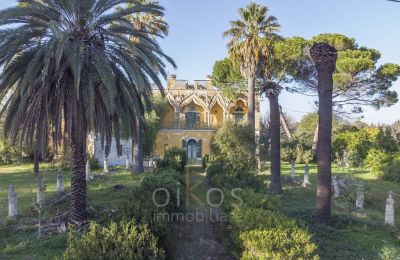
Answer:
[
  {"left": 132, "top": 117, "right": 144, "bottom": 174},
  {"left": 247, "top": 77, "right": 256, "bottom": 128},
  {"left": 70, "top": 129, "right": 88, "bottom": 227},
  {"left": 315, "top": 72, "right": 333, "bottom": 225},
  {"left": 268, "top": 94, "right": 282, "bottom": 194},
  {"left": 247, "top": 76, "right": 256, "bottom": 159},
  {"left": 311, "top": 43, "right": 337, "bottom": 225},
  {"left": 69, "top": 93, "right": 88, "bottom": 227}
]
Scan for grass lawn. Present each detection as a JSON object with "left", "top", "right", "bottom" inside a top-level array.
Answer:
[
  {"left": 0, "top": 164, "right": 143, "bottom": 260},
  {"left": 275, "top": 162, "right": 400, "bottom": 259}
]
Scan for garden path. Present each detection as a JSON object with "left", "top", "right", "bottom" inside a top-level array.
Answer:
[{"left": 165, "top": 166, "right": 233, "bottom": 260}]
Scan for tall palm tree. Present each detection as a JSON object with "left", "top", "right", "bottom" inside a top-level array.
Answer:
[
  {"left": 310, "top": 43, "right": 338, "bottom": 225},
  {"left": 123, "top": 0, "right": 169, "bottom": 173},
  {"left": 0, "top": 0, "right": 174, "bottom": 228},
  {"left": 224, "top": 2, "right": 280, "bottom": 136},
  {"left": 262, "top": 81, "right": 283, "bottom": 193}
]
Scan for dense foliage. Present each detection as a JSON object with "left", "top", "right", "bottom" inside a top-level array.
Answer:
[
  {"left": 156, "top": 147, "right": 187, "bottom": 173},
  {"left": 64, "top": 220, "right": 165, "bottom": 260},
  {"left": 206, "top": 121, "right": 258, "bottom": 187}
]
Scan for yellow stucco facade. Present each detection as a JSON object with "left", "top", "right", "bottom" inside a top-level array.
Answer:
[{"left": 153, "top": 76, "right": 260, "bottom": 160}]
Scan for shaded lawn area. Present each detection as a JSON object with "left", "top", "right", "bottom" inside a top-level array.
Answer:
[
  {"left": 0, "top": 164, "right": 143, "bottom": 260},
  {"left": 259, "top": 162, "right": 400, "bottom": 259}
]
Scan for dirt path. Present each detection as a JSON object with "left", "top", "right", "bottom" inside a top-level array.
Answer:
[{"left": 166, "top": 166, "right": 233, "bottom": 260}]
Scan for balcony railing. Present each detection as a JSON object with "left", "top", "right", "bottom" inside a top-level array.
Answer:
[{"left": 161, "top": 121, "right": 223, "bottom": 130}]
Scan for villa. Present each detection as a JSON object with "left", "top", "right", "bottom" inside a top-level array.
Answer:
[{"left": 92, "top": 75, "right": 260, "bottom": 166}]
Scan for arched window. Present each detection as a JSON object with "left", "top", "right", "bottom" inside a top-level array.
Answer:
[
  {"left": 233, "top": 107, "right": 245, "bottom": 123},
  {"left": 185, "top": 106, "right": 200, "bottom": 128}
]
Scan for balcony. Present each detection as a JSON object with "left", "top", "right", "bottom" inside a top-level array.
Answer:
[{"left": 160, "top": 121, "right": 223, "bottom": 130}]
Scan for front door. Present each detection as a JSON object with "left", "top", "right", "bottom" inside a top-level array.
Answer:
[{"left": 187, "top": 139, "right": 197, "bottom": 160}]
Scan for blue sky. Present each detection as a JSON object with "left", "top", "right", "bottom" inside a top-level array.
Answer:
[{"left": 1, "top": 0, "right": 399, "bottom": 124}]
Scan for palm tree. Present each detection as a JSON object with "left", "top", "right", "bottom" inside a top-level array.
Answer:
[
  {"left": 123, "top": 0, "right": 169, "bottom": 174},
  {"left": 0, "top": 0, "right": 174, "bottom": 228},
  {"left": 224, "top": 2, "right": 280, "bottom": 135},
  {"left": 262, "top": 81, "right": 283, "bottom": 193},
  {"left": 310, "top": 43, "right": 338, "bottom": 225}
]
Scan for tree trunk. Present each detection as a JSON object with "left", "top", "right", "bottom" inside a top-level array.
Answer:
[
  {"left": 247, "top": 77, "right": 256, "bottom": 131},
  {"left": 268, "top": 94, "right": 282, "bottom": 194},
  {"left": 34, "top": 146, "right": 40, "bottom": 176},
  {"left": 132, "top": 117, "right": 144, "bottom": 174},
  {"left": 70, "top": 131, "right": 87, "bottom": 227},
  {"left": 311, "top": 43, "right": 337, "bottom": 225}
]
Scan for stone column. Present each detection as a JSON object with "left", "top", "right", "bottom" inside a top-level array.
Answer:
[
  {"left": 290, "top": 161, "right": 296, "bottom": 179},
  {"left": 303, "top": 164, "right": 311, "bottom": 187},
  {"left": 385, "top": 191, "right": 395, "bottom": 226},
  {"left": 86, "top": 160, "right": 91, "bottom": 181},
  {"left": 36, "top": 175, "right": 44, "bottom": 205},
  {"left": 57, "top": 170, "right": 64, "bottom": 193},
  {"left": 206, "top": 111, "right": 210, "bottom": 127},
  {"left": 8, "top": 184, "right": 18, "bottom": 220},
  {"left": 332, "top": 176, "right": 340, "bottom": 198},
  {"left": 355, "top": 181, "right": 364, "bottom": 210},
  {"left": 103, "top": 156, "right": 109, "bottom": 175},
  {"left": 150, "top": 157, "right": 154, "bottom": 168},
  {"left": 125, "top": 155, "right": 130, "bottom": 170},
  {"left": 174, "top": 111, "right": 180, "bottom": 128}
]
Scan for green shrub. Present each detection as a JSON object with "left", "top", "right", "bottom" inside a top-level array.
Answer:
[
  {"left": 212, "top": 121, "right": 256, "bottom": 176},
  {"left": 142, "top": 169, "right": 184, "bottom": 212},
  {"left": 118, "top": 169, "right": 184, "bottom": 239},
  {"left": 157, "top": 147, "right": 186, "bottom": 172},
  {"left": 240, "top": 228, "right": 318, "bottom": 260},
  {"left": 382, "top": 156, "right": 400, "bottom": 182},
  {"left": 64, "top": 220, "right": 165, "bottom": 260},
  {"left": 118, "top": 187, "right": 171, "bottom": 239},
  {"left": 0, "top": 139, "right": 32, "bottom": 165},
  {"left": 379, "top": 242, "right": 400, "bottom": 260},
  {"left": 231, "top": 207, "right": 297, "bottom": 233},
  {"left": 236, "top": 189, "right": 280, "bottom": 211},
  {"left": 364, "top": 148, "right": 392, "bottom": 175}
]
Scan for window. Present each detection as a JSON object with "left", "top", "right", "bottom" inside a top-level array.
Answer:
[
  {"left": 185, "top": 112, "right": 200, "bottom": 128},
  {"left": 233, "top": 108, "right": 245, "bottom": 124}
]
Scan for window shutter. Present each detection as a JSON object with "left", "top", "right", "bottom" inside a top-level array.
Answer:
[
  {"left": 182, "top": 139, "right": 187, "bottom": 151},
  {"left": 196, "top": 140, "right": 202, "bottom": 158}
]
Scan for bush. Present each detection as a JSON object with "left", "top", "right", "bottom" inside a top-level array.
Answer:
[
  {"left": 0, "top": 139, "right": 32, "bottom": 165},
  {"left": 382, "top": 155, "right": 400, "bottom": 182},
  {"left": 64, "top": 220, "right": 165, "bottom": 260},
  {"left": 379, "top": 242, "right": 400, "bottom": 260},
  {"left": 364, "top": 149, "right": 392, "bottom": 175},
  {"left": 142, "top": 169, "right": 184, "bottom": 213},
  {"left": 117, "top": 168, "right": 184, "bottom": 239},
  {"left": 230, "top": 207, "right": 297, "bottom": 233},
  {"left": 157, "top": 147, "right": 186, "bottom": 172},
  {"left": 212, "top": 121, "right": 256, "bottom": 176},
  {"left": 240, "top": 228, "right": 318, "bottom": 260}
]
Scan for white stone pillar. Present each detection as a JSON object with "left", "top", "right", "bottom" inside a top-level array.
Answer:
[
  {"left": 356, "top": 181, "right": 364, "bottom": 210},
  {"left": 36, "top": 175, "right": 44, "bottom": 205},
  {"left": 8, "top": 184, "right": 18, "bottom": 220},
  {"left": 125, "top": 154, "right": 130, "bottom": 170},
  {"left": 57, "top": 170, "right": 64, "bottom": 193},
  {"left": 86, "top": 160, "right": 91, "bottom": 181},
  {"left": 175, "top": 111, "right": 180, "bottom": 128},
  {"left": 206, "top": 111, "right": 210, "bottom": 127},
  {"left": 303, "top": 164, "right": 311, "bottom": 187},
  {"left": 103, "top": 156, "right": 109, "bottom": 175},
  {"left": 290, "top": 161, "right": 296, "bottom": 179},
  {"left": 150, "top": 157, "right": 154, "bottom": 168},
  {"left": 385, "top": 191, "right": 395, "bottom": 226},
  {"left": 332, "top": 176, "right": 340, "bottom": 198}
]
